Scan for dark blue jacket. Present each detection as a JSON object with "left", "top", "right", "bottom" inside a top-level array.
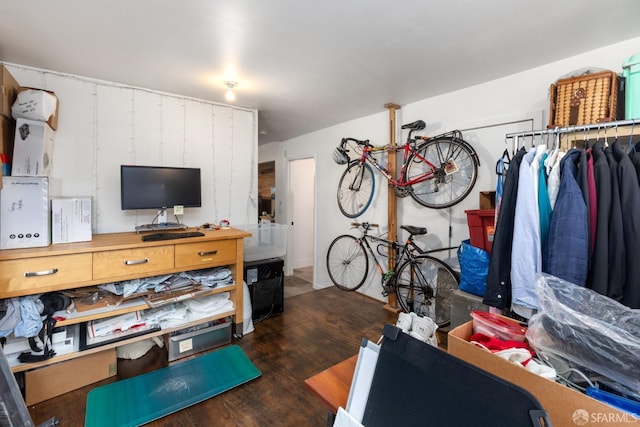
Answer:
[{"left": 545, "top": 149, "right": 588, "bottom": 286}]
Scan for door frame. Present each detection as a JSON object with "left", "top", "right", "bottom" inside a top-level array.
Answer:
[{"left": 285, "top": 155, "right": 316, "bottom": 277}]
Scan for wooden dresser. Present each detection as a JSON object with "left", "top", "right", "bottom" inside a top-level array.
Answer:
[{"left": 0, "top": 227, "right": 250, "bottom": 373}]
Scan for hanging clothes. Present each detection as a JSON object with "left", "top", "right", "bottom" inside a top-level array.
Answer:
[
  {"left": 484, "top": 148, "right": 527, "bottom": 310},
  {"left": 538, "top": 152, "right": 552, "bottom": 263},
  {"left": 630, "top": 141, "right": 640, "bottom": 183},
  {"left": 589, "top": 141, "right": 611, "bottom": 296},
  {"left": 576, "top": 149, "right": 598, "bottom": 273},
  {"left": 546, "top": 151, "right": 565, "bottom": 209},
  {"left": 493, "top": 125, "right": 640, "bottom": 315},
  {"left": 510, "top": 146, "right": 544, "bottom": 316},
  {"left": 604, "top": 146, "right": 626, "bottom": 301},
  {"left": 612, "top": 141, "right": 640, "bottom": 308},
  {"left": 586, "top": 150, "right": 597, "bottom": 256},
  {"left": 545, "top": 149, "right": 589, "bottom": 287},
  {"left": 494, "top": 150, "right": 509, "bottom": 226}
]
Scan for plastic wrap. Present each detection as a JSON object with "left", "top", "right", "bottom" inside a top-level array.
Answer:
[{"left": 527, "top": 273, "right": 640, "bottom": 398}]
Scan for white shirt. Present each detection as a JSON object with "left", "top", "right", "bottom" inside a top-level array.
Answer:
[{"left": 511, "top": 147, "right": 542, "bottom": 314}]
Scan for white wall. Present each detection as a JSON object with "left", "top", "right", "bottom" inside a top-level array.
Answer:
[
  {"left": 5, "top": 63, "right": 258, "bottom": 233},
  {"left": 261, "top": 36, "right": 640, "bottom": 301}
]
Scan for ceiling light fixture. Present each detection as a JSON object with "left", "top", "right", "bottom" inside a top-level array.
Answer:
[{"left": 224, "top": 81, "right": 237, "bottom": 102}]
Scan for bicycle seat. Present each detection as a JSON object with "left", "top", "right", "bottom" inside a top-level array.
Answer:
[
  {"left": 401, "top": 225, "right": 427, "bottom": 236},
  {"left": 401, "top": 120, "right": 426, "bottom": 131}
]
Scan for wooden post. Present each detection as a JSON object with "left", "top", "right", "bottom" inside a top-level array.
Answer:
[{"left": 383, "top": 103, "right": 400, "bottom": 312}]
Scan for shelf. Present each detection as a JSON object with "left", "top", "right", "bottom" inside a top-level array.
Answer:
[
  {"left": 10, "top": 309, "right": 235, "bottom": 373},
  {"left": 54, "top": 283, "right": 235, "bottom": 327}
]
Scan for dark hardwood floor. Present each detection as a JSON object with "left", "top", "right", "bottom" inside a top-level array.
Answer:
[{"left": 28, "top": 286, "right": 397, "bottom": 426}]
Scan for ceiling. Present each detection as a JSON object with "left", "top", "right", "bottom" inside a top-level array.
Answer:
[{"left": 2, "top": 1, "right": 640, "bottom": 145}]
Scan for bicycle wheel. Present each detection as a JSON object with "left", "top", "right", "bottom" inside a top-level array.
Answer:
[
  {"left": 394, "top": 255, "right": 459, "bottom": 326},
  {"left": 326, "top": 235, "right": 369, "bottom": 291},
  {"left": 337, "top": 161, "right": 375, "bottom": 218},
  {"left": 406, "top": 136, "right": 478, "bottom": 209}
]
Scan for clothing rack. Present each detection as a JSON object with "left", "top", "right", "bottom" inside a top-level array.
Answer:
[{"left": 505, "top": 118, "right": 639, "bottom": 152}]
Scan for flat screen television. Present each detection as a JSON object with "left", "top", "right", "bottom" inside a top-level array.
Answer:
[{"left": 120, "top": 165, "right": 202, "bottom": 224}]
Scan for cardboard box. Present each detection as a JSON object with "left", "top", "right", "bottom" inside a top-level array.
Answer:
[
  {"left": 0, "top": 176, "right": 50, "bottom": 249},
  {"left": 479, "top": 190, "right": 496, "bottom": 210},
  {"left": 15, "top": 87, "right": 59, "bottom": 130},
  {"left": 0, "top": 65, "right": 20, "bottom": 119},
  {"left": 448, "top": 321, "right": 630, "bottom": 426},
  {"left": 25, "top": 348, "right": 117, "bottom": 405},
  {"left": 11, "top": 118, "right": 54, "bottom": 177},
  {"left": 51, "top": 197, "right": 92, "bottom": 244}
]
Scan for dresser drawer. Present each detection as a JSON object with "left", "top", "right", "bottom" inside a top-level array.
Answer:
[
  {"left": 0, "top": 254, "right": 92, "bottom": 296},
  {"left": 175, "top": 239, "right": 237, "bottom": 269},
  {"left": 93, "top": 246, "right": 174, "bottom": 280}
]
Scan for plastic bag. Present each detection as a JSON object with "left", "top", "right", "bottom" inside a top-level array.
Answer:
[
  {"left": 527, "top": 273, "right": 640, "bottom": 399},
  {"left": 457, "top": 239, "right": 489, "bottom": 297}
]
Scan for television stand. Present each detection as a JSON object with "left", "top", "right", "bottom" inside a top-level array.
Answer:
[{"left": 135, "top": 223, "right": 189, "bottom": 234}]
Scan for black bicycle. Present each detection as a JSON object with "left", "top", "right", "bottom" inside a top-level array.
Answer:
[{"left": 326, "top": 222, "right": 459, "bottom": 326}]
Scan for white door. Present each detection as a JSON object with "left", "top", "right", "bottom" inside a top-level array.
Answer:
[{"left": 287, "top": 158, "right": 315, "bottom": 271}]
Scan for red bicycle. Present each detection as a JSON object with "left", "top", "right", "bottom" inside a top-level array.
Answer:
[{"left": 333, "top": 120, "right": 479, "bottom": 218}]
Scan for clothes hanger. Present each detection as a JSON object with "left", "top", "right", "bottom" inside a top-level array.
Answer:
[
  {"left": 628, "top": 120, "right": 636, "bottom": 154},
  {"left": 496, "top": 150, "right": 509, "bottom": 176}
]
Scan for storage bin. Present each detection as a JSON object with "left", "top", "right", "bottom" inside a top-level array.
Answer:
[
  {"left": 470, "top": 310, "right": 527, "bottom": 342},
  {"left": 166, "top": 318, "right": 231, "bottom": 362},
  {"left": 465, "top": 209, "right": 495, "bottom": 254},
  {"left": 623, "top": 53, "right": 640, "bottom": 120},
  {"left": 239, "top": 223, "right": 288, "bottom": 262}
]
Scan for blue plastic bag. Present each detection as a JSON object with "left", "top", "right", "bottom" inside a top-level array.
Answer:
[{"left": 457, "top": 239, "right": 490, "bottom": 297}]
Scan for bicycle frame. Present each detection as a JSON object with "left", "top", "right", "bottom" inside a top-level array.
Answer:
[
  {"left": 346, "top": 140, "right": 432, "bottom": 189},
  {"left": 353, "top": 223, "right": 428, "bottom": 285},
  {"left": 342, "top": 128, "right": 477, "bottom": 190}
]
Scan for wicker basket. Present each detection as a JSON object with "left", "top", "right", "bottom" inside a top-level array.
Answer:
[{"left": 548, "top": 70, "right": 621, "bottom": 127}]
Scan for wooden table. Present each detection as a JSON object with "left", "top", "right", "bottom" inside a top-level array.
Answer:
[{"left": 304, "top": 355, "right": 358, "bottom": 415}]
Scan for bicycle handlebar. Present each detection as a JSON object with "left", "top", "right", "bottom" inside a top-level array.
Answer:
[
  {"left": 341, "top": 137, "right": 371, "bottom": 149},
  {"left": 351, "top": 221, "right": 379, "bottom": 229}
]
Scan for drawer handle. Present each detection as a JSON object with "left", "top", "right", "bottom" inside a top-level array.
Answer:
[
  {"left": 124, "top": 258, "right": 149, "bottom": 266},
  {"left": 198, "top": 250, "right": 218, "bottom": 256},
  {"left": 24, "top": 268, "right": 59, "bottom": 277}
]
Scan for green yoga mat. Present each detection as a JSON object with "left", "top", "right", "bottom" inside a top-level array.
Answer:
[{"left": 85, "top": 345, "right": 261, "bottom": 427}]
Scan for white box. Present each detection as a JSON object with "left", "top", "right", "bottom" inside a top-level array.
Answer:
[
  {"left": 51, "top": 197, "right": 92, "bottom": 244},
  {"left": 0, "top": 176, "right": 49, "bottom": 249},
  {"left": 11, "top": 118, "right": 55, "bottom": 177},
  {"left": 52, "top": 324, "right": 78, "bottom": 356}
]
